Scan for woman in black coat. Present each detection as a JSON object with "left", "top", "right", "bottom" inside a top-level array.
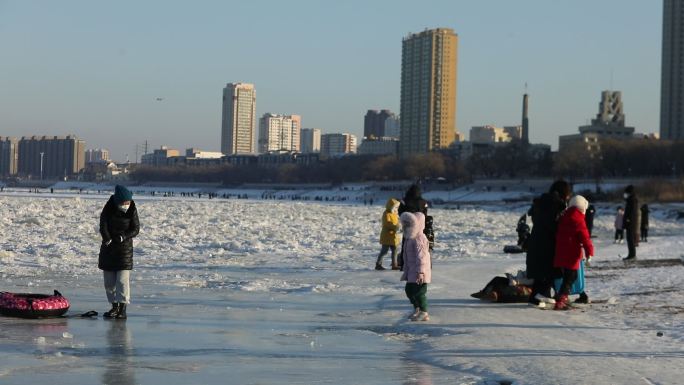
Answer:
[
  {"left": 622, "top": 185, "right": 639, "bottom": 260},
  {"left": 525, "top": 180, "right": 571, "bottom": 305},
  {"left": 640, "top": 203, "right": 650, "bottom": 242},
  {"left": 99, "top": 185, "right": 139, "bottom": 319}
]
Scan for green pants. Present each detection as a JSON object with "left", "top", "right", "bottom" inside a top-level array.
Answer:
[{"left": 405, "top": 283, "right": 428, "bottom": 312}]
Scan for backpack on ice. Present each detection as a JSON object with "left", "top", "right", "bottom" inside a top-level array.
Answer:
[{"left": 553, "top": 260, "right": 585, "bottom": 295}]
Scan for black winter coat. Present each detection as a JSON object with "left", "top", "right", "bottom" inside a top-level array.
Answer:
[
  {"left": 623, "top": 194, "right": 640, "bottom": 240},
  {"left": 398, "top": 198, "right": 428, "bottom": 216},
  {"left": 98, "top": 197, "right": 140, "bottom": 271},
  {"left": 525, "top": 192, "right": 566, "bottom": 280},
  {"left": 640, "top": 205, "right": 650, "bottom": 229}
]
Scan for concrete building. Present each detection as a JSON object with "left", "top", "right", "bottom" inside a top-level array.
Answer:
[
  {"left": 85, "top": 149, "right": 110, "bottom": 164},
  {"left": 320, "top": 133, "right": 357, "bottom": 158},
  {"left": 140, "top": 146, "right": 181, "bottom": 166},
  {"left": 400, "top": 28, "right": 459, "bottom": 157},
  {"left": 384, "top": 115, "right": 400, "bottom": 138},
  {"left": 185, "top": 148, "right": 223, "bottom": 159},
  {"left": 559, "top": 91, "right": 636, "bottom": 153},
  {"left": 661, "top": 0, "right": 684, "bottom": 140},
  {"left": 0, "top": 137, "right": 19, "bottom": 176},
  {"left": 470, "top": 125, "right": 521, "bottom": 144},
  {"left": 358, "top": 137, "right": 399, "bottom": 155},
  {"left": 17, "top": 135, "right": 86, "bottom": 179},
  {"left": 300, "top": 128, "right": 322, "bottom": 153},
  {"left": 364, "top": 110, "right": 397, "bottom": 139},
  {"left": 258, "top": 113, "right": 301, "bottom": 153},
  {"left": 221, "top": 82, "right": 257, "bottom": 154}
]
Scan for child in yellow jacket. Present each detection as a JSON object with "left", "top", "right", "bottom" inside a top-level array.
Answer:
[{"left": 376, "top": 198, "right": 401, "bottom": 270}]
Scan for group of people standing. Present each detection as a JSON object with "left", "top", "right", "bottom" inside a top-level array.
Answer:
[
  {"left": 526, "top": 182, "right": 643, "bottom": 310},
  {"left": 375, "top": 184, "right": 433, "bottom": 322}
]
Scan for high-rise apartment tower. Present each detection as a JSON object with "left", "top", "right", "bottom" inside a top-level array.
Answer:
[
  {"left": 221, "top": 83, "right": 257, "bottom": 154},
  {"left": 661, "top": 0, "right": 684, "bottom": 140},
  {"left": 400, "top": 28, "right": 458, "bottom": 156}
]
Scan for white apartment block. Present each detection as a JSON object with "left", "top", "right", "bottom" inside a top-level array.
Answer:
[
  {"left": 470, "top": 125, "right": 519, "bottom": 144},
  {"left": 320, "top": 133, "right": 357, "bottom": 158},
  {"left": 221, "top": 83, "right": 256, "bottom": 155},
  {"left": 85, "top": 148, "right": 110, "bottom": 163},
  {"left": 258, "top": 113, "right": 301, "bottom": 153},
  {"left": 300, "top": 128, "right": 321, "bottom": 153}
]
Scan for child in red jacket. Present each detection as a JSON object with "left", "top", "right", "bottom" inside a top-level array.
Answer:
[{"left": 553, "top": 195, "right": 594, "bottom": 310}]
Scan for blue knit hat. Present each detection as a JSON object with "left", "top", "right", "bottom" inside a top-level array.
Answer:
[{"left": 113, "top": 185, "right": 133, "bottom": 204}]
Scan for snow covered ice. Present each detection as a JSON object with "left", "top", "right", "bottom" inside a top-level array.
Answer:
[{"left": 0, "top": 193, "right": 682, "bottom": 384}]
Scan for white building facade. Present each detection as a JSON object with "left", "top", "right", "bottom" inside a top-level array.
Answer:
[
  {"left": 221, "top": 83, "right": 257, "bottom": 155},
  {"left": 320, "top": 133, "right": 357, "bottom": 158},
  {"left": 258, "top": 113, "right": 301, "bottom": 153},
  {"left": 300, "top": 128, "right": 321, "bottom": 153}
]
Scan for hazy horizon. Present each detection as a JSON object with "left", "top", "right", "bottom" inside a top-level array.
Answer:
[{"left": 0, "top": 0, "right": 661, "bottom": 162}]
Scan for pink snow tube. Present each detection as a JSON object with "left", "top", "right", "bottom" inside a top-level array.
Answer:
[{"left": 0, "top": 290, "right": 70, "bottom": 318}]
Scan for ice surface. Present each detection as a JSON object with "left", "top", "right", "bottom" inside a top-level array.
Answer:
[{"left": 0, "top": 194, "right": 682, "bottom": 384}]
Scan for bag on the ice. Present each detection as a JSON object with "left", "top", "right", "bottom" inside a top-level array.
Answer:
[{"left": 553, "top": 260, "right": 585, "bottom": 295}]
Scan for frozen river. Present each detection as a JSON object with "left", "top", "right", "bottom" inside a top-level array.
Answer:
[{"left": 1, "top": 194, "right": 683, "bottom": 384}]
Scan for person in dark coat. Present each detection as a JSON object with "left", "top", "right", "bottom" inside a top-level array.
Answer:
[
  {"left": 525, "top": 180, "right": 571, "bottom": 306},
  {"left": 584, "top": 204, "right": 596, "bottom": 237},
  {"left": 397, "top": 184, "right": 431, "bottom": 269},
  {"left": 398, "top": 184, "right": 428, "bottom": 216},
  {"left": 622, "top": 185, "right": 639, "bottom": 260},
  {"left": 640, "top": 204, "right": 650, "bottom": 242},
  {"left": 99, "top": 185, "right": 140, "bottom": 319}
]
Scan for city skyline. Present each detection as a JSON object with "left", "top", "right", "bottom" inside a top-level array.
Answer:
[{"left": 0, "top": 1, "right": 662, "bottom": 161}]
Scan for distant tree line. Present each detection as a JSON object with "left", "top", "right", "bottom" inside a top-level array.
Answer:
[
  {"left": 130, "top": 139, "right": 684, "bottom": 184},
  {"left": 553, "top": 139, "right": 684, "bottom": 179}
]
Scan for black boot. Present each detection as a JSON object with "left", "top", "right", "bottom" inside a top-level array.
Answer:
[
  {"left": 115, "top": 303, "right": 127, "bottom": 320},
  {"left": 103, "top": 303, "right": 120, "bottom": 318}
]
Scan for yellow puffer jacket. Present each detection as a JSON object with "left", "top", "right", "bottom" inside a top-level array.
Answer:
[{"left": 380, "top": 198, "right": 401, "bottom": 246}]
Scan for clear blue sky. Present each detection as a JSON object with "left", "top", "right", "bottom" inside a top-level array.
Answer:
[{"left": 0, "top": 0, "right": 661, "bottom": 162}]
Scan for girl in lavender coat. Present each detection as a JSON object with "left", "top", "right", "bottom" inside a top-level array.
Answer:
[{"left": 400, "top": 212, "right": 432, "bottom": 321}]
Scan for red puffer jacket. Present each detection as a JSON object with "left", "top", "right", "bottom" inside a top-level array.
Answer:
[{"left": 554, "top": 207, "right": 594, "bottom": 270}]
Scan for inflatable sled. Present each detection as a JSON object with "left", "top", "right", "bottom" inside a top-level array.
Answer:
[{"left": 0, "top": 290, "right": 70, "bottom": 318}]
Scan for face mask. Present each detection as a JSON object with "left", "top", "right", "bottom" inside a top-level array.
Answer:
[
  {"left": 623, "top": 193, "right": 629, "bottom": 199},
  {"left": 118, "top": 204, "right": 130, "bottom": 212}
]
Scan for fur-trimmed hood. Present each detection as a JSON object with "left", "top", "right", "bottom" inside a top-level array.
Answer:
[
  {"left": 400, "top": 212, "right": 425, "bottom": 239},
  {"left": 569, "top": 195, "right": 589, "bottom": 215}
]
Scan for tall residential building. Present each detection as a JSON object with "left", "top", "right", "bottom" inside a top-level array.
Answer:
[
  {"left": 320, "top": 133, "right": 357, "bottom": 158},
  {"left": 85, "top": 148, "right": 110, "bottom": 164},
  {"left": 364, "top": 110, "right": 396, "bottom": 139},
  {"left": 300, "top": 128, "right": 322, "bottom": 153},
  {"left": 400, "top": 28, "right": 458, "bottom": 157},
  {"left": 221, "top": 83, "right": 257, "bottom": 154},
  {"left": 258, "top": 113, "right": 301, "bottom": 153},
  {"left": 661, "top": 0, "right": 684, "bottom": 140},
  {"left": 17, "top": 135, "right": 85, "bottom": 179},
  {"left": 0, "top": 137, "right": 19, "bottom": 176}
]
